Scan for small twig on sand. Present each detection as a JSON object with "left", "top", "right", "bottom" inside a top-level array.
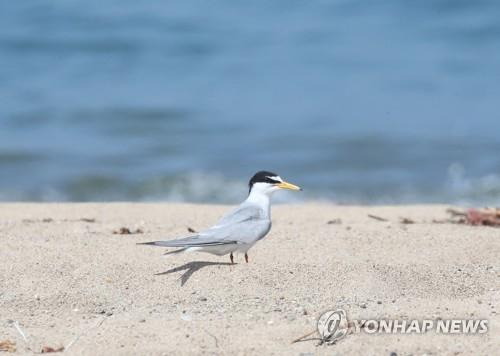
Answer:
[
  {"left": 113, "top": 227, "right": 143, "bottom": 235},
  {"left": 203, "top": 329, "right": 219, "bottom": 348},
  {"left": 0, "top": 340, "right": 17, "bottom": 352},
  {"left": 291, "top": 330, "right": 319, "bottom": 344},
  {"left": 400, "top": 217, "right": 415, "bottom": 224},
  {"left": 445, "top": 207, "right": 500, "bottom": 226},
  {"left": 465, "top": 208, "right": 500, "bottom": 226},
  {"left": 326, "top": 219, "right": 342, "bottom": 225},
  {"left": 65, "top": 317, "right": 106, "bottom": 351},
  {"left": 367, "top": 214, "right": 388, "bottom": 222},
  {"left": 41, "top": 345, "right": 64, "bottom": 353},
  {"left": 446, "top": 208, "right": 467, "bottom": 217},
  {"left": 13, "top": 321, "right": 28, "bottom": 344},
  {"left": 187, "top": 227, "right": 197, "bottom": 233}
]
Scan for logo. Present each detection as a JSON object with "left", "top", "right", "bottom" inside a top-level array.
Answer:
[
  {"left": 316, "top": 309, "right": 349, "bottom": 344},
  {"left": 293, "top": 308, "right": 489, "bottom": 345}
]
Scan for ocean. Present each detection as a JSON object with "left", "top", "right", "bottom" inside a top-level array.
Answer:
[{"left": 1, "top": 0, "right": 499, "bottom": 204}]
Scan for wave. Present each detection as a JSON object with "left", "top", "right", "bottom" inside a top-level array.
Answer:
[{"left": 1, "top": 168, "right": 499, "bottom": 205}]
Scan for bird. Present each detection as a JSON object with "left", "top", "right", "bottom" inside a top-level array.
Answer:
[{"left": 137, "top": 171, "right": 301, "bottom": 263}]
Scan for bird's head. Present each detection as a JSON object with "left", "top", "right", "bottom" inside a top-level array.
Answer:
[{"left": 248, "top": 171, "right": 302, "bottom": 196}]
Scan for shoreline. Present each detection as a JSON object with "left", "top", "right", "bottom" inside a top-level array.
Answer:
[{"left": 1, "top": 203, "right": 498, "bottom": 355}]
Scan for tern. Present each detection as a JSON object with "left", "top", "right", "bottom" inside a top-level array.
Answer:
[{"left": 138, "top": 171, "right": 301, "bottom": 263}]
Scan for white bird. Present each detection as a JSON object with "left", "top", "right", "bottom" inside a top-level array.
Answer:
[{"left": 138, "top": 171, "right": 301, "bottom": 263}]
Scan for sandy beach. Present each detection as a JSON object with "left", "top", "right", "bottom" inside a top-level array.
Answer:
[{"left": 0, "top": 203, "right": 498, "bottom": 355}]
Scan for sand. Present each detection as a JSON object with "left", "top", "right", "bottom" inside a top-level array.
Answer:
[{"left": 0, "top": 203, "right": 498, "bottom": 355}]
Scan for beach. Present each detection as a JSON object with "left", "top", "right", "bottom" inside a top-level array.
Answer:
[{"left": 0, "top": 203, "right": 498, "bottom": 355}]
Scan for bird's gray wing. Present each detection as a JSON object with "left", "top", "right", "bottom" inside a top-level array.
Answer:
[
  {"left": 201, "top": 220, "right": 271, "bottom": 245},
  {"left": 137, "top": 204, "right": 269, "bottom": 248},
  {"left": 200, "top": 204, "right": 271, "bottom": 245},
  {"left": 213, "top": 203, "right": 264, "bottom": 227}
]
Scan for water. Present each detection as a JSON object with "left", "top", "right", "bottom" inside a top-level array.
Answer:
[{"left": 1, "top": 0, "right": 500, "bottom": 204}]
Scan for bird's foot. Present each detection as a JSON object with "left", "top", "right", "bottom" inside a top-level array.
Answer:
[
  {"left": 245, "top": 253, "right": 249, "bottom": 263},
  {"left": 230, "top": 253, "right": 234, "bottom": 264}
]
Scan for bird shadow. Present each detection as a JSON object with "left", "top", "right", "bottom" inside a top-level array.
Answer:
[{"left": 155, "top": 261, "right": 235, "bottom": 286}]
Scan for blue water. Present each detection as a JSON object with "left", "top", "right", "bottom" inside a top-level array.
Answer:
[{"left": 1, "top": 1, "right": 500, "bottom": 204}]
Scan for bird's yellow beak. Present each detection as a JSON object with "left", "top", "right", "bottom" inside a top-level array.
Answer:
[{"left": 276, "top": 180, "right": 302, "bottom": 191}]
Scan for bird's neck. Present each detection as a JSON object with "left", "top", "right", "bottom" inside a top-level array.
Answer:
[{"left": 246, "top": 190, "right": 271, "bottom": 218}]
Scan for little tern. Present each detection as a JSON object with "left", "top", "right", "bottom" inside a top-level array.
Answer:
[{"left": 138, "top": 171, "right": 301, "bottom": 263}]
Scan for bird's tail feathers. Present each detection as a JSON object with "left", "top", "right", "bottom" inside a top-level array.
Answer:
[
  {"left": 137, "top": 235, "right": 237, "bottom": 248},
  {"left": 136, "top": 235, "right": 198, "bottom": 248}
]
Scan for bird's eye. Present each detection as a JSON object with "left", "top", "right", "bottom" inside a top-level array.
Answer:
[{"left": 265, "top": 177, "right": 281, "bottom": 184}]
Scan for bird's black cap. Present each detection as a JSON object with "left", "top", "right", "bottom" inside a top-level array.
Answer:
[{"left": 248, "top": 171, "right": 280, "bottom": 192}]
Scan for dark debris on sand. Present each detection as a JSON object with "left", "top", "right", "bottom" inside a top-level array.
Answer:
[
  {"left": 446, "top": 208, "right": 500, "bottom": 227},
  {"left": 113, "top": 227, "right": 144, "bottom": 235}
]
